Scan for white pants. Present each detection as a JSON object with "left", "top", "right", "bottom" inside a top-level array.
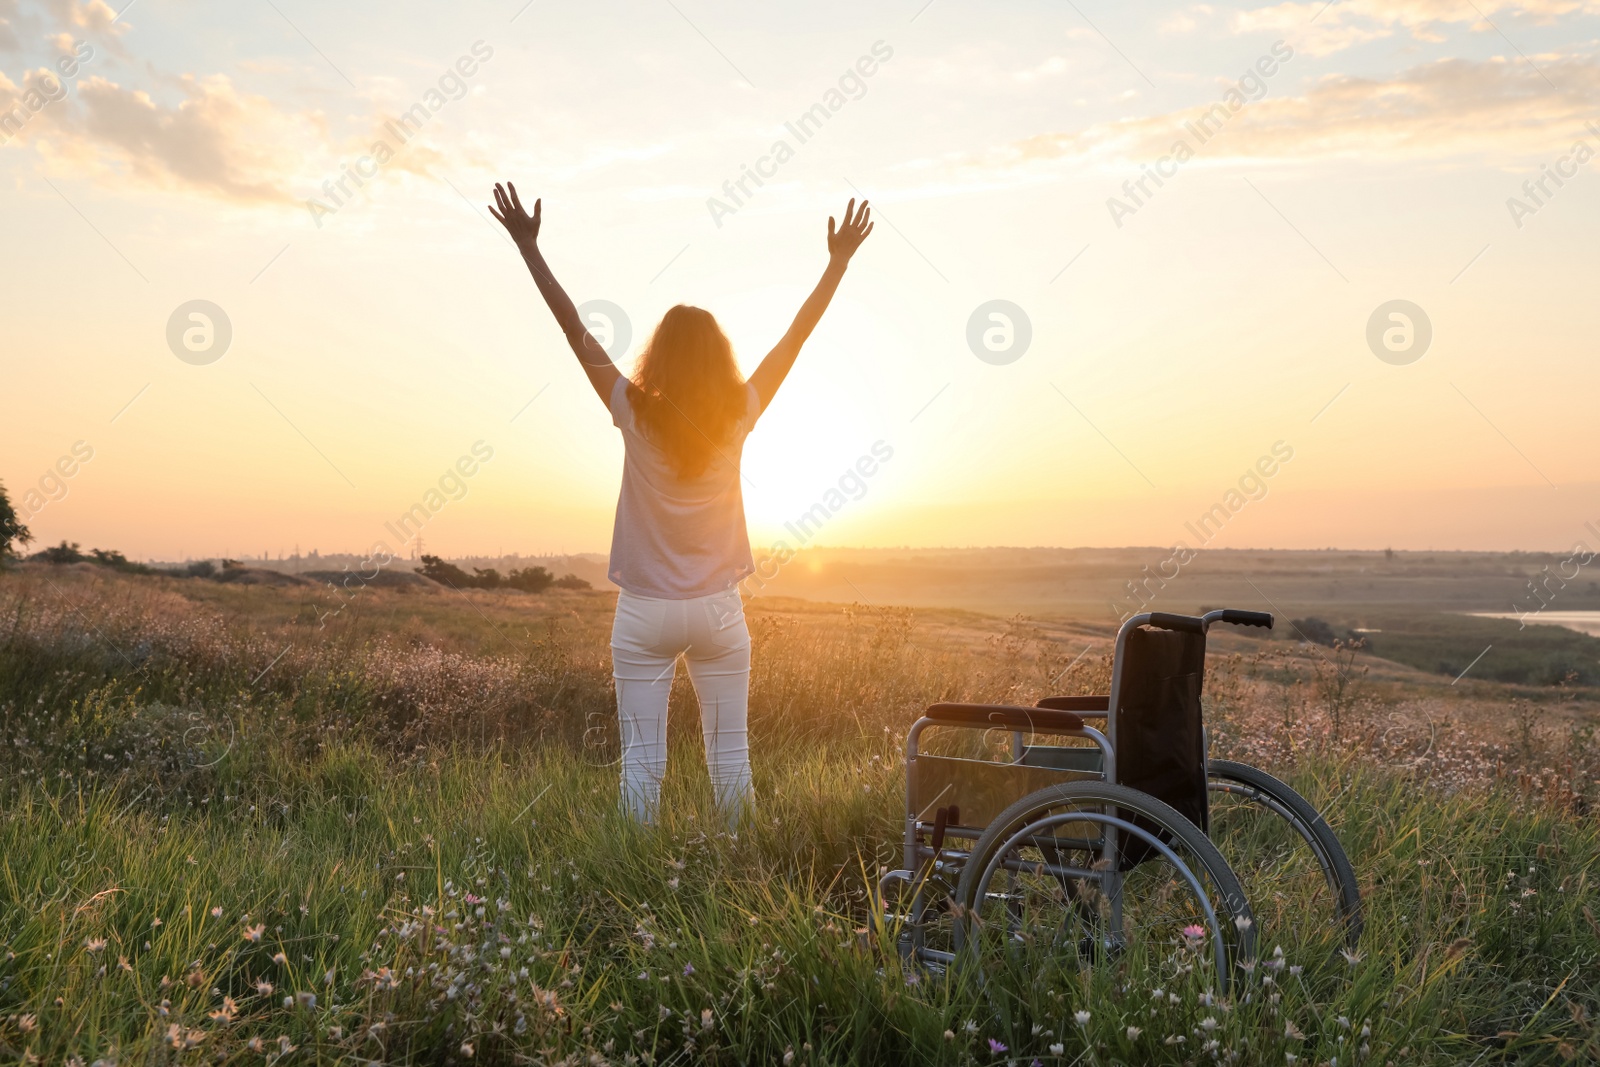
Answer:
[{"left": 611, "top": 587, "right": 752, "bottom": 822}]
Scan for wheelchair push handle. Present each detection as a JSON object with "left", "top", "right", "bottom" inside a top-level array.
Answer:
[
  {"left": 1139, "top": 609, "right": 1274, "bottom": 634},
  {"left": 1205, "top": 608, "right": 1274, "bottom": 630},
  {"left": 1145, "top": 612, "right": 1205, "bottom": 634}
]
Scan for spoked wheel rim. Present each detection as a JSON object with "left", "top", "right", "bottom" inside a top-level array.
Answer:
[{"left": 959, "top": 809, "right": 1244, "bottom": 991}]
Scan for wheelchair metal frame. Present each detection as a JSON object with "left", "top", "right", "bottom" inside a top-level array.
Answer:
[{"left": 881, "top": 608, "right": 1277, "bottom": 975}]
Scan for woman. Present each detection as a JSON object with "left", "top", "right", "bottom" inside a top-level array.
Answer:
[{"left": 489, "top": 182, "right": 873, "bottom": 822}]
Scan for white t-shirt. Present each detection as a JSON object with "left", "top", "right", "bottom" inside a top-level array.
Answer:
[{"left": 607, "top": 376, "right": 762, "bottom": 599}]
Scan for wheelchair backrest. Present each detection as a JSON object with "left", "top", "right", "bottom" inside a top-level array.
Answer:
[{"left": 1114, "top": 626, "right": 1209, "bottom": 864}]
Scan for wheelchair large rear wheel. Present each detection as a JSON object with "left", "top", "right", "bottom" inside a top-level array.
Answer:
[
  {"left": 1206, "top": 759, "right": 1362, "bottom": 958},
  {"left": 952, "top": 781, "right": 1255, "bottom": 995}
]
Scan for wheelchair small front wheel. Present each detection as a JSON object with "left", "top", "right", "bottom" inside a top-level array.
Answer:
[{"left": 952, "top": 781, "right": 1254, "bottom": 994}]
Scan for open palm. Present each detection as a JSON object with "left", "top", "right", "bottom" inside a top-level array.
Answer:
[
  {"left": 827, "top": 198, "right": 873, "bottom": 262},
  {"left": 489, "top": 182, "right": 540, "bottom": 247}
]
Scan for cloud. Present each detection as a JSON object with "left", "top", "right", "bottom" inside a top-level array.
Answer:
[
  {"left": 946, "top": 53, "right": 1600, "bottom": 179},
  {"left": 2, "top": 0, "right": 128, "bottom": 55},
  {"left": 19, "top": 73, "right": 323, "bottom": 202},
  {"left": 1160, "top": 5, "right": 1216, "bottom": 35},
  {"left": 0, "top": 0, "right": 20, "bottom": 52},
  {"left": 1233, "top": 0, "right": 1600, "bottom": 56}
]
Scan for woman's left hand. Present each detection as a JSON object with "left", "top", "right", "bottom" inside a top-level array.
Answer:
[{"left": 827, "top": 198, "right": 873, "bottom": 263}]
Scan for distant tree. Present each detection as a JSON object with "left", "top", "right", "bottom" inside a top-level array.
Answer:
[
  {"left": 553, "top": 573, "right": 592, "bottom": 590},
  {"left": 506, "top": 566, "right": 554, "bottom": 593},
  {"left": 472, "top": 567, "right": 504, "bottom": 589},
  {"left": 34, "top": 540, "right": 86, "bottom": 564},
  {"left": 1384, "top": 547, "right": 1395, "bottom": 562},
  {"left": 418, "top": 554, "right": 476, "bottom": 588},
  {"left": 89, "top": 548, "right": 154, "bottom": 574},
  {"left": 0, "top": 480, "right": 32, "bottom": 563},
  {"left": 185, "top": 560, "right": 217, "bottom": 579}
]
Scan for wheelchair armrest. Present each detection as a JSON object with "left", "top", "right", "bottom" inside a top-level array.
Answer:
[
  {"left": 1036, "top": 695, "right": 1110, "bottom": 714},
  {"left": 925, "top": 702, "right": 1084, "bottom": 733}
]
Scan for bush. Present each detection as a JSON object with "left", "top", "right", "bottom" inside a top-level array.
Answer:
[
  {"left": 1290, "top": 616, "right": 1339, "bottom": 646},
  {"left": 507, "top": 566, "right": 554, "bottom": 593}
]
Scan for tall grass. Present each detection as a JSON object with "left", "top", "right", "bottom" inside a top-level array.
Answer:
[{"left": 0, "top": 568, "right": 1596, "bottom": 1065}]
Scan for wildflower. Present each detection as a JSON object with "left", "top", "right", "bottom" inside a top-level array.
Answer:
[
  {"left": 243, "top": 924, "right": 265, "bottom": 943},
  {"left": 255, "top": 979, "right": 274, "bottom": 996},
  {"left": 701, "top": 1009, "right": 714, "bottom": 1031},
  {"left": 1200, "top": 1017, "right": 1218, "bottom": 1032},
  {"left": 1050, "top": 1043, "right": 1065, "bottom": 1054},
  {"left": 1234, "top": 915, "right": 1253, "bottom": 932},
  {"left": 84, "top": 938, "right": 107, "bottom": 953},
  {"left": 1125, "top": 1027, "right": 1141, "bottom": 1040},
  {"left": 944, "top": 1030, "right": 956, "bottom": 1041},
  {"left": 784, "top": 1051, "right": 795, "bottom": 1065},
  {"left": 210, "top": 906, "right": 223, "bottom": 919},
  {"left": 964, "top": 1020, "right": 979, "bottom": 1034},
  {"left": 1284, "top": 1021, "right": 1306, "bottom": 1040},
  {"left": 1288, "top": 965, "right": 1303, "bottom": 978},
  {"left": 460, "top": 1042, "right": 474, "bottom": 1057},
  {"left": 668, "top": 877, "right": 680, "bottom": 890},
  {"left": 682, "top": 962, "right": 695, "bottom": 977},
  {"left": 246, "top": 1037, "right": 264, "bottom": 1053},
  {"left": 272, "top": 952, "right": 287, "bottom": 965},
  {"left": 296, "top": 991, "right": 317, "bottom": 1010},
  {"left": 209, "top": 996, "right": 238, "bottom": 1023},
  {"left": 1340, "top": 948, "right": 1365, "bottom": 966},
  {"left": 1182, "top": 924, "right": 1206, "bottom": 941},
  {"left": 1075, "top": 1010, "right": 1091, "bottom": 1027},
  {"left": 987, "top": 1037, "right": 1008, "bottom": 1054}
]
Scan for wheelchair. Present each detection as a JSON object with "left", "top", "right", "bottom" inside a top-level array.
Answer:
[{"left": 878, "top": 609, "right": 1362, "bottom": 992}]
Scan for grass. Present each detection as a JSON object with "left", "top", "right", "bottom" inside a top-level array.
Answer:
[{"left": 0, "top": 564, "right": 1597, "bottom": 1065}]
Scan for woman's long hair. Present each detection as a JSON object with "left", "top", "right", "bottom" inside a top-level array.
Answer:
[{"left": 629, "top": 305, "right": 747, "bottom": 479}]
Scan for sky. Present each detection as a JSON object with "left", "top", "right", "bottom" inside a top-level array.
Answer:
[{"left": 3, "top": 0, "right": 1598, "bottom": 561}]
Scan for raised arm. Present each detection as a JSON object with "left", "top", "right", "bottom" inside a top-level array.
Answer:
[
  {"left": 489, "top": 182, "right": 621, "bottom": 406},
  {"left": 748, "top": 198, "right": 873, "bottom": 412}
]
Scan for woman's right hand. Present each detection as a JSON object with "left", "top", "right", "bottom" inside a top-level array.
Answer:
[
  {"left": 826, "top": 198, "right": 873, "bottom": 263},
  {"left": 489, "top": 182, "right": 541, "bottom": 248}
]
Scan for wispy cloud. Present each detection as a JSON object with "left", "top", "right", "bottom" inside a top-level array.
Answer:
[
  {"left": 1234, "top": 0, "right": 1600, "bottom": 56},
  {"left": 882, "top": 52, "right": 1600, "bottom": 194}
]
